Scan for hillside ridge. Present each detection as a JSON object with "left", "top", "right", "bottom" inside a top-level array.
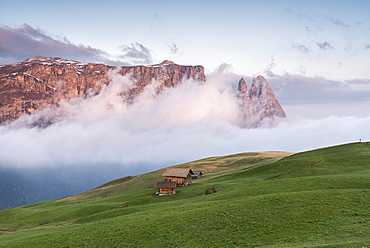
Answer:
[
  {"left": 57, "top": 151, "right": 292, "bottom": 202},
  {"left": 1, "top": 142, "right": 370, "bottom": 247}
]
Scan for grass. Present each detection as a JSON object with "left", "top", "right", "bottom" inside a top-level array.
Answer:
[{"left": 0, "top": 143, "right": 370, "bottom": 247}]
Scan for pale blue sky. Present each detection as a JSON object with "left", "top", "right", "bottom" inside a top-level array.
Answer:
[{"left": 1, "top": 0, "right": 369, "bottom": 80}]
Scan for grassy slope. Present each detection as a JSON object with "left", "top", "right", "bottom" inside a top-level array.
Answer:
[
  {"left": 0, "top": 143, "right": 370, "bottom": 247},
  {"left": 59, "top": 151, "right": 290, "bottom": 201}
]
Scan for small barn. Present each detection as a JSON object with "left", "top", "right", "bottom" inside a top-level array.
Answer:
[
  {"left": 154, "top": 181, "right": 177, "bottom": 195},
  {"left": 192, "top": 171, "right": 203, "bottom": 179},
  {"left": 161, "top": 168, "right": 194, "bottom": 187}
]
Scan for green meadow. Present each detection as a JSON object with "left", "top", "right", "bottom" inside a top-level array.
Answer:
[{"left": 1, "top": 142, "right": 370, "bottom": 247}]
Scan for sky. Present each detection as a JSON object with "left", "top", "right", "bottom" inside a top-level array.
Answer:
[
  {"left": 1, "top": 0, "right": 370, "bottom": 80},
  {"left": 0, "top": 0, "right": 370, "bottom": 181}
]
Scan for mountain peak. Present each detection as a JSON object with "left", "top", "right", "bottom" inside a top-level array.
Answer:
[
  {"left": 237, "top": 77, "right": 248, "bottom": 93},
  {"left": 159, "top": 60, "right": 176, "bottom": 65},
  {"left": 236, "top": 75, "right": 286, "bottom": 128},
  {"left": 27, "top": 56, "right": 61, "bottom": 62},
  {"left": 31, "top": 56, "right": 49, "bottom": 60}
]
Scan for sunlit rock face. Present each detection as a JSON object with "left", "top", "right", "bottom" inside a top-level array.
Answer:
[
  {"left": 237, "top": 77, "right": 250, "bottom": 103},
  {"left": 237, "top": 76, "right": 286, "bottom": 128},
  {"left": 0, "top": 56, "right": 285, "bottom": 128},
  {"left": 0, "top": 56, "right": 205, "bottom": 124}
]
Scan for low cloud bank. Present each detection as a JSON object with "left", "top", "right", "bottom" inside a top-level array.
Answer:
[
  {"left": 0, "top": 70, "right": 368, "bottom": 177},
  {"left": 1, "top": 113, "right": 368, "bottom": 174}
]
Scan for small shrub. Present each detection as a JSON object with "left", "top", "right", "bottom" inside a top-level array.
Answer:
[{"left": 205, "top": 187, "right": 217, "bottom": 195}]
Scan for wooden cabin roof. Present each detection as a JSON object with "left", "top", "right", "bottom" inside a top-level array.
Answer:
[
  {"left": 192, "top": 171, "right": 203, "bottom": 178},
  {"left": 154, "top": 181, "right": 177, "bottom": 188},
  {"left": 161, "top": 168, "right": 194, "bottom": 178}
]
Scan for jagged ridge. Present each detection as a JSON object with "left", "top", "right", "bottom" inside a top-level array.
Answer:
[
  {"left": 0, "top": 57, "right": 205, "bottom": 123},
  {"left": 237, "top": 76, "right": 286, "bottom": 127},
  {"left": 0, "top": 56, "right": 285, "bottom": 126}
]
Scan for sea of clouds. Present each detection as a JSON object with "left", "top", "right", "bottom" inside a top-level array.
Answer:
[{"left": 0, "top": 67, "right": 369, "bottom": 181}]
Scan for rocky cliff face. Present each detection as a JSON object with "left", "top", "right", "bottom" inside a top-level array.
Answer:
[
  {"left": 0, "top": 56, "right": 285, "bottom": 127},
  {"left": 237, "top": 76, "right": 286, "bottom": 127},
  {"left": 0, "top": 56, "right": 205, "bottom": 124}
]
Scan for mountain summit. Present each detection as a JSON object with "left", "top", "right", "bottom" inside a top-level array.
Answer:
[
  {"left": 0, "top": 56, "right": 285, "bottom": 127},
  {"left": 159, "top": 60, "right": 176, "bottom": 65},
  {"left": 237, "top": 75, "right": 286, "bottom": 127}
]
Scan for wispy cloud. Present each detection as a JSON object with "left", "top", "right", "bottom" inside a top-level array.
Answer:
[
  {"left": 329, "top": 17, "right": 350, "bottom": 28},
  {"left": 119, "top": 42, "right": 153, "bottom": 64},
  {"left": 151, "top": 13, "right": 162, "bottom": 29},
  {"left": 316, "top": 41, "right": 334, "bottom": 50},
  {"left": 305, "top": 26, "right": 320, "bottom": 36},
  {"left": 284, "top": 8, "right": 293, "bottom": 14},
  {"left": 0, "top": 24, "right": 120, "bottom": 65},
  {"left": 168, "top": 42, "right": 178, "bottom": 54},
  {"left": 292, "top": 43, "right": 311, "bottom": 53},
  {"left": 264, "top": 58, "right": 277, "bottom": 77},
  {"left": 343, "top": 44, "right": 352, "bottom": 52}
]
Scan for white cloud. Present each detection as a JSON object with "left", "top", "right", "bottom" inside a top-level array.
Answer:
[
  {"left": 329, "top": 17, "right": 350, "bottom": 28},
  {"left": 1, "top": 69, "right": 369, "bottom": 175},
  {"left": 1, "top": 108, "right": 368, "bottom": 174},
  {"left": 292, "top": 43, "right": 311, "bottom": 53},
  {"left": 316, "top": 41, "right": 334, "bottom": 50},
  {"left": 168, "top": 42, "right": 178, "bottom": 54},
  {"left": 119, "top": 42, "right": 153, "bottom": 65}
]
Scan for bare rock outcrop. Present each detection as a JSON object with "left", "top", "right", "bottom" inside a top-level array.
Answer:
[
  {"left": 0, "top": 56, "right": 285, "bottom": 127},
  {"left": 237, "top": 77, "right": 250, "bottom": 103},
  {"left": 237, "top": 76, "right": 286, "bottom": 127},
  {"left": 0, "top": 56, "right": 205, "bottom": 123}
]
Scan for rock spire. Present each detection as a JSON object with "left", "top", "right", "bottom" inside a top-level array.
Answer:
[{"left": 237, "top": 75, "right": 286, "bottom": 127}]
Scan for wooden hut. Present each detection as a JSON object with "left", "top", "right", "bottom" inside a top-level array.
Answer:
[
  {"left": 161, "top": 168, "right": 194, "bottom": 187},
  {"left": 154, "top": 181, "right": 177, "bottom": 195}
]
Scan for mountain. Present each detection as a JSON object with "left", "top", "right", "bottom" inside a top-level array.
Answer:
[
  {"left": 0, "top": 56, "right": 205, "bottom": 124},
  {"left": 0, "top": 56, "right": 284, "bottom": 126},
  {"left": 1, "top": 142, "right": 370, "bottom": 247},
  {"left": 237, "top": 76, "right": 286, "bottom": 127}
]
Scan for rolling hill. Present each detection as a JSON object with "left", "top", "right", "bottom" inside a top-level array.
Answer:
[{"left": 0, "top": 142, "right": 370, "bottom": 247}]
